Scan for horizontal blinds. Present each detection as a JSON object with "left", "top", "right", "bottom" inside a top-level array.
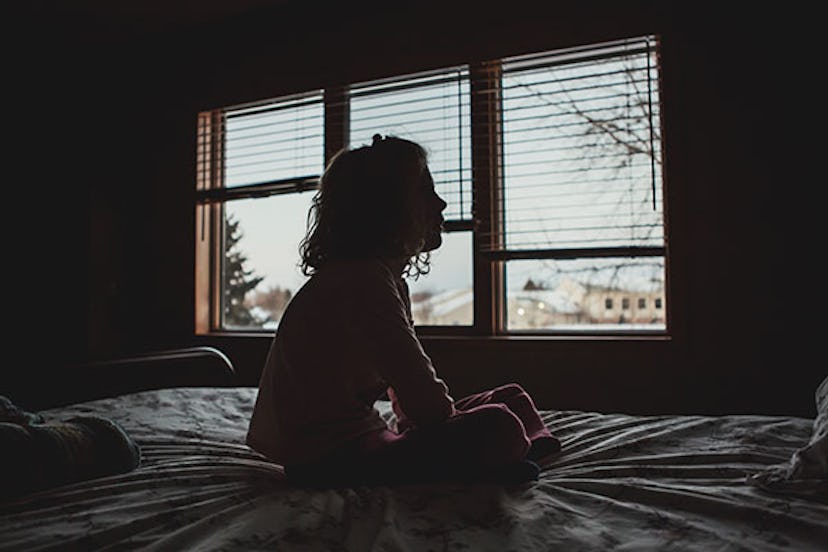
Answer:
[
  {"left": 348, "top": 68, "right": 472, "bottom": 221},
  {"left": 490, "top": 36, "right": 663, "bottom": 252},
  {"left": 222, "top": 91, "right": 325, "bottom": 189},
  {"left": 201, "top": 36, "right": 662, "bottom": 243}
]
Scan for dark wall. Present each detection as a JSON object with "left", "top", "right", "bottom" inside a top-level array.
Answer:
[{"left": 5, "top": 2, "right": 821, "bottom": 415}]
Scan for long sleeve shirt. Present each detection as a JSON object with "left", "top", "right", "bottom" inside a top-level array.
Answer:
[{"left": 246, "top": 259, "right": 454, "bottom": 465}]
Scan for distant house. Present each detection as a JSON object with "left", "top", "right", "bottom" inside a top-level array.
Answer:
[
  {"left": 411, "top": 289, "right": 474, "bottom": 326},
  {"left": 410, "top": 275, "right": 664, "bottom": 330},
  {"left": 579, "top": 284, "right": 664, "bottom": 325},
  {"left": 508, "top": 284, "right": 583, "bottom": 329},
  {"left": 509, "top": 277, "right": 665, "bottom": 330}
]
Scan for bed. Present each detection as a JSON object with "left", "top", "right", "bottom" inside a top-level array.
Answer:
[{"left": 1, "top": 361, "right": 826, "bottom": 551}]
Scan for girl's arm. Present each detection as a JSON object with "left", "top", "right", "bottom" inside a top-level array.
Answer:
[{"left": 353, "top": 261, "right": 455, "bottom": 428}]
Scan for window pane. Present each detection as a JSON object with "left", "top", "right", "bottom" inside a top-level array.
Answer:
[
  {"left": 223, "top": 197, "right": 472, "bottom": 329},
  {"left": 224, "top": 92, "right": 324, "bottom": 188},
  {"left": 500, "top": 38, "right": 663, "bottom": 250},
  {"left": 349, "top": 69, "right": 472, "bottom": 221},
  {"left": 222, "top": 193, "right": 314, "bottom": 330},
  {"left": 408, "top": 231, "right": 473, "bottom": 326},
  {"left": 505, "top": 257, "right": 665, "bottom": 331}
]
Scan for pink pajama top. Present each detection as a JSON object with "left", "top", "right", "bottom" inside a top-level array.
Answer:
[{"left": 246, "top": 259, "right": 455, "bottom": 465}]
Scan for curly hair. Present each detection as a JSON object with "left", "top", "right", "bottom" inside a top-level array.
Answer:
[{"left": 299, "top": 135, "right": 434, "bottom": 278}]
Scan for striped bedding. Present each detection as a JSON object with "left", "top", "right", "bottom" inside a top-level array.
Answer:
[{"left": 1, "top": 387, "right": 825, "bottom": 551}]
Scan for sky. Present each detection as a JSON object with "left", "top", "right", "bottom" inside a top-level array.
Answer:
[{"left": 226, "top": 193, "right": 472, "bottom": 296}]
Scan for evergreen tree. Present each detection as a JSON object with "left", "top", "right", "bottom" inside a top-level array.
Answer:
[
  {"left": 523, "top": 278, "right": 545, "bottom": 291},
  {"left": 223, "top": 214, "right": 264, "bottom": 327}
]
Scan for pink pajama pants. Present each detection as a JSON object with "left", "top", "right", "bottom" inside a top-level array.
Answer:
[{"left": 286, "top": 383, "right": 559, "bottom": 486}]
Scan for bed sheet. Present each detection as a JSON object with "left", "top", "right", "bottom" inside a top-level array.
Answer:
[{"left": 1, "top": 387, "right": 826, "bottom": 551}]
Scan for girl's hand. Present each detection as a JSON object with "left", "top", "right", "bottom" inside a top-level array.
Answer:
[{"left": 387, "top": 387, "right": 412, "bottom": 432}]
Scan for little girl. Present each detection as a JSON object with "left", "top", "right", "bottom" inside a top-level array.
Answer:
[{"left": 246, "top": 135, "right": 559, "bottom": 486}]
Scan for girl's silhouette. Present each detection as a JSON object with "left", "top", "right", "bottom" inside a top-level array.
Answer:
[{"left": 247, "top": 135, "right": 559, "bottom": 486}]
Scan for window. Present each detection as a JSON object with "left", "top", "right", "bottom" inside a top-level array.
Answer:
[
  {"left": 195, "top": 92, "right": 324, "bottom": 331},
  {"left": 638, "top": 297, "right": 646, "bottom": 309},
  {"left": 195, "top": 35, "right": 667, "bottom": 336}
]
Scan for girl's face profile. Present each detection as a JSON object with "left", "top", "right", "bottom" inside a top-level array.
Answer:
[{"left": 419, "top": 168, "right": 447, "bottom": 252}]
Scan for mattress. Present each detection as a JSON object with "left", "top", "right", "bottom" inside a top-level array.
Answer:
[{"left": 1, "top": 387, "right": 826, "bottom": 551}]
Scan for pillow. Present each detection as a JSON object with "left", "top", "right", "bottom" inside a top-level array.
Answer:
[
  {"left": 0, "top": 395, "right": 43, "bottom": 425},
  {"left": 789, "top": 375, "right": 828, "bottom": 479},
  {"left": 748, "top": 376, "right": 828, "bottom": 497},
  {"left": 0, "top": 396, "right": 141, "bottom": 500}
]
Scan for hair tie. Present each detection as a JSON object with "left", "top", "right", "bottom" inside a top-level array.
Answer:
[{"left": 371, "top": 133, "right": 383, "bottom": 146}]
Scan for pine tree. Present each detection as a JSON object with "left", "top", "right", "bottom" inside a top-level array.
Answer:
[{"left": 223, "top": 214, "right": 264, "bottom": 327}]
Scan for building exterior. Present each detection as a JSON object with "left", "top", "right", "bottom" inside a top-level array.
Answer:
[{"left": 412, "top": 277, "right": 665, "bottom": 330}]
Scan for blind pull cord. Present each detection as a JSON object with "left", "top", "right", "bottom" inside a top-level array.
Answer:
[{"left": 646, "top": 37, "right": 657, "bottom": 211}]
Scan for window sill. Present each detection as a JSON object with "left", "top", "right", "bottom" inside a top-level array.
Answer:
[{"left": 196, "top": 329, "right": 672, "bottom": 343}]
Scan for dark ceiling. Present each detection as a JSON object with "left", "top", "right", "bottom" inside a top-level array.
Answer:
[{"left": 23, "top": 0, "right": 292, "bottom": 38}]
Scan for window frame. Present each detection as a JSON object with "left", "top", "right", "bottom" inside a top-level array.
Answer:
[{"left": 195, "top": 35, "right": 670, "bottom": 339}]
